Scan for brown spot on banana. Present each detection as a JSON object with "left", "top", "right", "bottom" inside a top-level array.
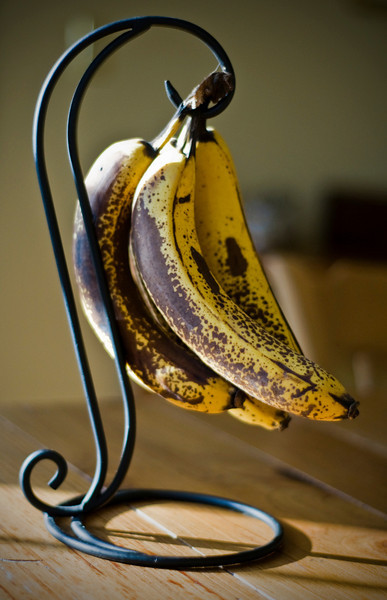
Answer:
[
  {"left": 191, "top": 246, "right": 220, "bottom": 295},
  {"left": 225, "top": 236, "right": 248, "bottom": 277}
]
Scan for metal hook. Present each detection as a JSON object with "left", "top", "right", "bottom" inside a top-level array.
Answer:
[{"left": 164, "top": 70, "right": 235, "bottom": 117}]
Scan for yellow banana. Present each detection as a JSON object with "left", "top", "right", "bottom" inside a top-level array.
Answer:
[
  {"left": 129, "top": 238, "right": 291, "bottom": 430},
  {"left": 194, "top": 124, "right": 300, "bottom": 352},
  {"left": 130, "top": 137, "right": 358, "bottom": 421},
  {"left": 72, "top": 123, "right": 239, "bottom": 413},
  {"left": 194, "top": 123, "right": 297, "bottom": 428},
  {"left": 228, "top": 395, "right": 291, "bottom": 430}
]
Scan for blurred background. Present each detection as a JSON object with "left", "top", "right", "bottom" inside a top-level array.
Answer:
[{"left": 1, "top": 0, "right": 386, "bottom": 409}]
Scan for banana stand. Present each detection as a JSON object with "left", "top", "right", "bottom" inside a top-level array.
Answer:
[{"left": 19, "top": 16, "right": 283, "bottom": 569}]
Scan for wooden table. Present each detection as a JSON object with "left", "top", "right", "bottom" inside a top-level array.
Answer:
[{"left": 1, "top": 384, "right": 386, "bottom": 599}]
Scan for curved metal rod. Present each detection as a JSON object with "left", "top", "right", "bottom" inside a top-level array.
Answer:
[
  {"left": 137, "top": 16, "right": 235, "bottom": 117},
  {"left": 65, "top": 27, "right": 188, "bottom": 511},
  {"left": 57, "top": 489, "right": 283, "bottom": 568},
  {"left": 20, "top": 16, "right": 235, "bottom": 517},
  {"left": 65, "top": 28, "right": 151, "bottom": 512},
  {"left": 19, "top": 450, "right": 68, "bottom": 513},
  {"left": 20, "top": 25, "right": 150, "bottom": 517}
]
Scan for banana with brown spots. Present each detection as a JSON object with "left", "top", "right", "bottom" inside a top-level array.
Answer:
[
  {"left": 130, "top": 136, "right": 358, "bottom": 421},
  {"left": 194, "top": 124, "right": 300, "bottom": 353},
  {"left": 72, "top": 119, "right": 239, "bottom": 413},
  {"left": 194, "top": 122, "right": 299, "bottom": 427},
  {"left": 228, "top": 395, "right": 291, "bottom": 430}
]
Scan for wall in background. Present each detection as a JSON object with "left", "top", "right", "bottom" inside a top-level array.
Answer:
[{"left": 1, "top": 0, "right": 386, "bottom": 404}]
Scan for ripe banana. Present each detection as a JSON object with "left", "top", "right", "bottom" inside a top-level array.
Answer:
[
  {"left": 193, "top": 122, "right": 298, "bottom": 428},
  {"left": 194, "top": 124, "right": 300, "bottom": 352},
  {"left": 129, "top": 238, "right": 290, "bottom": 430},
  {"left": 228, "top": 395, "right": 291, "bottom": 430},
  {"left": 130, "top": 135, "right": 358, "bottom": 421},
  {"left": 72, "top": 123, "right": 239, "bottom": 413}
]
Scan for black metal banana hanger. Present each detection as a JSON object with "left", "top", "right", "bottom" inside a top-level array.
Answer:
[{"left": 19, "top": 15, "right": 283, "bottom": 569}]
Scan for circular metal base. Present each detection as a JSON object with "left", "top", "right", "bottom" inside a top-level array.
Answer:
[{"left": 44, "top": 488, "right": 283, "bottom": 569}]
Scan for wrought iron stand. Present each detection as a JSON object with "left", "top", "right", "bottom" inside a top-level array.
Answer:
[{"left": 19, "top": 16, "right": 283, "bottom": 569}]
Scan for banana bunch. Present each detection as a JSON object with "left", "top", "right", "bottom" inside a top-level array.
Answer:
[
  {"left": 73, "top": 113, "right": 236, "bottom": 414},
  {"left": 129, "top": 117, "right": 359, "bottom": 422},
  {"left": 73, "top": 83, "right": 358, "bottom": 429}
]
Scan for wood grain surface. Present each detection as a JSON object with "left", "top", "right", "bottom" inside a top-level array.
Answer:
[{"left": 1, "top": 385, "right": 386, "bottom": 599}]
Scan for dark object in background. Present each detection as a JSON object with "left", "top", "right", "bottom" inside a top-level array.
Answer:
[{"left": 323, "top": 188, "right": 387, "bottom": 261}]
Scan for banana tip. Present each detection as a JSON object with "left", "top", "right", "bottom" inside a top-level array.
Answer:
[
  {"left": 278, "top": 413, "right": 291, "bottom": 431},
  {"left": 348, "top": 399, "right": 360, "bottom": 420},
  {"left": 330, "top": 392, "right": 359, "bottom": 420}
]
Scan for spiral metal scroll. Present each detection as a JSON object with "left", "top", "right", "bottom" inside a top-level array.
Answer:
[{"left": 19, "top": 16, "right": 283, "bottom": 567}]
